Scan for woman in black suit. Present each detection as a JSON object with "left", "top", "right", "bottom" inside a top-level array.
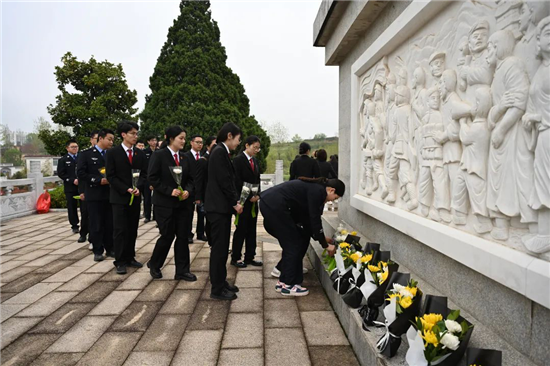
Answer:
[
  {"left": 289, "top": 142, "right": 320, "bottom": 180},
  {"left": 205, "top": 122, "right": 243, "bottom": 301},
  {"left": 230, "top": 136, "right": 262, "bottom": 268},
  {"left": 316, "top": 149, "right": 337, "bottom": 179},
  {"left": 147, "top": 126, "right": 196, "bottom": 282}
]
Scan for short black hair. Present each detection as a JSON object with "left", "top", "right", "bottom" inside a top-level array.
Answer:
[
  {"left": 146, "top": 135, "right": 158, "bottom": 142},
  {"left": 299, "top": 142, "right": 311, "bottom": 155},
  {"left": 163, "top": 125, "right": 186, "bottom": 147},
  {"left": 117, "top": 121, "right": 139, "bottom": 138},
  {"left": 216, "top": 122, "right": 242, "bottom": 143},
  {"left": 90, "top": 130, "right": 99, "bottom": 139},
  {"left": 137, "top": 139, "right": 145, "bottom": 145},
  {"left": 98, "top": 128, "right": 115, "bottom": 139},
  {"left": 316, "top": 149, "right": 327, "bottom": 162},
  {"left": 205, "top": 135, "right": 216, "bottom": 148},
  {"left": 66, "top": 139, "right": 78, "bottom": 147},
  {"left": 190, "top": 134, "right": 203, "bottom": 141},
  {"left": 244, "top": 135, "right": 260, "bottom": 147}
]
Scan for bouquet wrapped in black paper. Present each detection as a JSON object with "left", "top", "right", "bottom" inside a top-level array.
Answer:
[
  {"left": 376, "top": 272, "right": 423, "bottom": 358},
  {"left": 466, "top": 348, "right": 502, "bottom": 366},
  {"left": 405, "top": 295, "right": 474, "bottom": 365}
]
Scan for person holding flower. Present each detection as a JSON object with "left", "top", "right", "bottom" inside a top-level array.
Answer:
[
  {"left": 147, "top": 126, "right": 196, "bottom": 282},
  {"left": 106, "top": 121, "right": 148, "bottom": 275}
]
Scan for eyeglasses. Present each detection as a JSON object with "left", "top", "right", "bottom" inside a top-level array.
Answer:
[
  {"left": 252, "top": 146, "right": 261, "bottom": 151},
  {"left": 126, "top": 132, "right": 138, "bottom": 136}
]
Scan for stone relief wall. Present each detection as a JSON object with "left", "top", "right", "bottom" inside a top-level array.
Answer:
[{"left": 357, "top": 1, "right": 550, "bottom": 257}]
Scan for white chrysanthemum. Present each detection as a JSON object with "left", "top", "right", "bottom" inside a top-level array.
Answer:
[
  {"left": 399, "top": 288, "right": 413, "bottom": 298},
  {"left": 393, "top": 283, "right": 405, "bottom": 293},
  {"left": 445, "top": 320, "right": 462, "bottom": 334},
  {"left": 440, "top": 333, "right": 460, "bottom": 351}
]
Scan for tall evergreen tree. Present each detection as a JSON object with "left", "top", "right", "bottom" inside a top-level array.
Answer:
[{"left": 140, "top": 1, "right": 270, "bottom": 171}]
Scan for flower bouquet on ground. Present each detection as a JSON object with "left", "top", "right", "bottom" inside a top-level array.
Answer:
[
  {"left": 330, "top": 243, "right": 358, "bottom": 294},
  {"left": 235, "top": 182, "right": 254, "bottom": 225},
  {"left": 323, "top": 227, "right": 359, "bottom": 274},
  {"left": 376, "top": 273, "right": 423, "bottom": 358},
  {"left": 466, "top": 348, "right": 502, "bottom": 366},
  {"left": 129, "top": 169, "right": 141, "bottom": 206},
  {"left": 406, "top": 295, "right": 474, "bottom": 366},
  {"left": 169, "top": 166, "right": 185, "bottom": 201},
  {"left": 341, "top": 250, "right": 376, "bottom": 308}
]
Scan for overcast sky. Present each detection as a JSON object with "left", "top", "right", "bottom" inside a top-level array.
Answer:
[{"left": 1, "top": 0, "right": 338, "bottom": 139}]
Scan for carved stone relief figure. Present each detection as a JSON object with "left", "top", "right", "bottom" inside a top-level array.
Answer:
[
  {"left": 374, "top": 83, "right": 386, "bottom": 134},
  {"left": 486, "top": 29, "right": 536, "bottom": 241},
  {"left": 457, "top": 37, "right": 471, "bottom": 93},
  {"left": 418, "top": 87, "right": 451, "bottom": 222},
  {"left": 411, "top": 67, "right": 428, "bottom": 179},
  {"left": 387, "top": 86, "right": 419, "bottom": 211},
  {"left": 522, "top": 16, "right": 550, "bottom": 253},
  {"left": 384, "top": 73, "right": 398, "bottom": 202},
  {"left": 428, "top": 51, "right": 445, "bottom": 88},
  {"left": 452, "top": 86, "right": 493, "bottom": 234},
  {"left": 362, "top": 100, "right": 387, "bottom": 196},
  {"left": 515, "top": 1, "right": 550, "bottom": 79}
]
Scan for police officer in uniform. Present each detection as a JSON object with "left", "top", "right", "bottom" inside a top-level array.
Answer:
[{"left": 57, "top": 139, "right": 82, "bottom": 235}]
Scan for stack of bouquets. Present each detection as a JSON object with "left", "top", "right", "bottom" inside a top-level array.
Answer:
[
  {"left": 405, "top": 295, "right": 474, "bottom": 365},
  {"left": 466, "top": 348, "right": 501, "bottom": 366},
  {"left": 340, "top": 248, "right": 379, "bottom": 308},
  {"left": 376, "top": 272, "right": 423, "bottom": 358},
  {"left": 323, "top": 226, "right": 361, "bottom": 294}
]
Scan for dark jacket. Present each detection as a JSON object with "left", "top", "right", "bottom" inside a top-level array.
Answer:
[
  {"left": 318, "top": 161, "right": 337, "bottom": 179},
  {"left": 260, "top": 180, "right": 328, "bottom": 247},
  {"left": 77, "top": 146, "right": 110, "bottom": 201},
  {"left": 184, "top": 150, "right": 201, "bottom": 200},
  {"left": 195, "top": 151, "right": 211, "bottom": 203},
  {"left": 205, "top": 144, "right": 238, "bottom": 214},
  {"left": 105, "top": 144, "right": 148, "bottom": 205},
  {"left": 233, "top": 152, "right": 261, "bottom": 205},
  {"left": 289, "top": 155, "right": 321, "bottom": 180},
  {"left": 57, "top": 153, "right": 79, "bottom": 194},
  {"left": 141, "top": 147, "right": 156, "bottom": 184},
  {"left": 148, "top": 147, "right": 194, "bottom": 208}
]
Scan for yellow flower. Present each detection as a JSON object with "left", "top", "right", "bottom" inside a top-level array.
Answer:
[
  {"left": 368, "top": 264, "right": 381, "bottom": 273},
  {"left": 99, "top": 167, "right": 106, "bottom": 175},
  {"left": 400, "top": 296, "right": 413, "bottom": 309},
  {"left": 341, "top": 230, "right": 348, "bottom": 235},
  {"left": 420, "top": 313, "right": 443, "bottom": 331},
  {"left": 378, "top": 269, "right": 389, "bottom": 284},
  {"left": 350, "top": 252, "right": 361, "bottom": 263},
  {"left": 360, "top": 254, "right": 373, "bottom": 263},
  {"left": 421, "top": 329, "right": 439, "bottom": 347},
  {"left": 351, "top": 231, "right": 358, "bottom": 236},
  {"left": 386, "top": 293, "right": 401, "bottom": 302},
  {"left": 378, "top": 261, "right": 388, "bottom": 269},
  {"left": 339, "top": 242, "right": 350, "bottom": 249},
  {"left": 406, "top": 286, "right": 418, "bottom": 297}
]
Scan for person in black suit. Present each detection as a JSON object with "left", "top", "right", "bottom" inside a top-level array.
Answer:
[
  {"left": 105, "top": 121, "right": 148, "bottom": 275},
  {"left": 195, "top": 136, "right": 216, "bottom": 245},
  {"left": 184, "top": 134, "right": 205, "bottom": 243},
  {"left": 206, "top": 123, "right": 243, "bottom": 300},
  {"left": 316, "top": 149, "right": 337, "bottom": 179},
  {"left": 147, "top": 126, "right": 197, "bottom": 281},
  {"left": 329, "top": 154, "right": 339, "bottom": 178},
  {"left": 231, "top": 136, "right": 262, "bottom": 268},
  {"left": 57, "top": 139, "right": 82, "bottom": 235},
  {"left": 260, "top": 177, "right": 345, "bottom": 296},
  {"left": 141, "top": 135, "right": 158, "bottom": 223},
  {"left": 289, "top": 142, "right": 320, "bottom": 180},
  {"left": 77, "top": 128, "right": 115, "bottom": 262},
  {"left": 78, "top": 131, "right": 99, "bottom": 247}
]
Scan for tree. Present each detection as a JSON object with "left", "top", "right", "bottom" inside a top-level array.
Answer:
[
  {"left": 37, "top": 120, "right": 72, "bottom": 157},
  {"left": 263, "top": 121, "right": 289, "bottom": 144},
  {"left": 313, "top": 133, "right": 327, "bottom": 140},
  {"left": 139, "top": 1, "right": 270, "bottom": 171},
  {"left": 291, "top": 134, "right": 302, "bottom": 143},
  {"left": 1, "top": 148, "right": 22, "bottom": 166},
  {"left": 41, "top": 52, "right": 138, "bottom": 155}
]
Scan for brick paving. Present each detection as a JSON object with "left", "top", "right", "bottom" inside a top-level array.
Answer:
[{"left": 0, "top": 212, "right": 359, "bottom": 365}]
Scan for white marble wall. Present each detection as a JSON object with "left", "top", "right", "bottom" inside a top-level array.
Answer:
[{"left": 356, "top": 1, "right": 550, "bottom": 255}]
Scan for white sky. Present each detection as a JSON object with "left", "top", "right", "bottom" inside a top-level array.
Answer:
[{"left": 1, "top": 0, "right": 338, "bottom": 139}]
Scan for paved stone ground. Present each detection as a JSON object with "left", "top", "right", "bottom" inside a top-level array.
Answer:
[{"left": 0, "top": 212, "right": 359, "bottom": 366}]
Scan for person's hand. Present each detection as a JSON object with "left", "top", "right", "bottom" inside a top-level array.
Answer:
[
  {"left": 195, "top": 200, "right": 201, "bottom": 205},
  {"left": 100, "top": 178, "right": 109, "bottom": 185},
  {"left": 492, "top": 130, "right": 505, "bottom": 149},
  {"left": 326, "top": 244, "right": 336, "bottom": 257},
  {"left": 250, "top": 196, "right": 260, "bottom": 203},
  {"left": 79, "top": 193, "right": 85, "bottom": 201},
  {"left": 134, "top": 188, "right": 140, "bottom": 196},
  {"left": 326, "top": 237, "right": 334, "bottom": 245},
  {"left": 171, "top": 189, "right": 182, "bottom": 197},
  {"left": 73, "top": 179, "right": 78, "bottom": 185},
  {"left": 181, "top": 190, "right": 190, "bottom": 200},
  {"left": 233, "top": 203, "right": 243, "bottom": 214}
]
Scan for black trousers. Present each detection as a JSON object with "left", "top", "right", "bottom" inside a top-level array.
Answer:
[
  {"left": 261, "top": 203, "right": 309, "bottom": 286},
  {"left": 112, "top": 202, "right": 140, "bottom": 266},
  {"left": 65, "top": 192, "right": 79, "bottom": 229},
  {"left": 208, "top": 212, "right": 232, "bottom": 294},
  {"left": 196, "top": 204, "right": 205, "bottom": 237},
  {"left": 149, "top": 204, "right": 191, "bottom": 275},
  {"left": 80, "top": 200, "right": 89, "bottom": 237},
  {"left": 185, "top": 202, "right": 195, "bottom": 239},
  {"left": 142, "top": 184, "right": 153, "bottom": 220},
  {"left": 87, "top": 200, "right": 114, "bottom": 255},
  {"left": 231, "top": 202, "right": 258, "bottom": 262}
]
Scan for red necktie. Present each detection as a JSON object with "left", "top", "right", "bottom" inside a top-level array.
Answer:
[
  {"left": 250, "top": 158, "right": 254, "bottom": 171},
  {"left": 195, "top": 152, "right": 199, "bottom": 161},
  {"left": 128, "top": 149, "right": 133, "bottom": 164},
  {"left": 174, "top": 153, "right": 180, "bottom": 166}
]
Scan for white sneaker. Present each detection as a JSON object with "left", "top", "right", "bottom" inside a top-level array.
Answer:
[
  {"left": 88, "top": 243, "right": 93, "bottom": 251},
  {"left": 270, "top": 267, "right": 281, "bottom": 278},
  {"left": 275, "top": 281, "right": 285, "bottom": 293},
  {"left": 281, "top": 284, "right": 309, "bottom": 297}
]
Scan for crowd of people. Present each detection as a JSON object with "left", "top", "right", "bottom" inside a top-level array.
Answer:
[{"left": 57, "top": 121, "right": 344, "bottom": 299}]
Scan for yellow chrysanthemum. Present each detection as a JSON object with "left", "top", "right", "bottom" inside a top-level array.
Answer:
[
  {"left": 378, "top": 261, "right": 388, "bottom": 269},
  {"left": 400, "top": 296, "right": 413, "bottom": 309},
  {"left": 351, "top": 231, "right": 358, "bottom": 236},
  {"left": 420, "top": 313, "right": 443, "bottom": 331},
  {"left": 378, "top": 269, "right": 389, "bottom": 284},
  {"left": 339, "top": 242, "right": 350, "bottom": 249},
  {"left": 406, "top": 286, "right": 418, "bottom": 297},
  {"left": 368, "top": 264, "right": 381, "bottom": 273},
  {"left": 99, "top": 167, "right": 106, "bottom": 175},
  {"left": 341, "top": 230, "right": 348, "bottom": 235},
  {"left": 360, "top": 254, "right": 373, "bottom": 263},
  {"left": 386, "top": 293, "right": 401, "bottom": 302},
  {"left": 421, "top": 329, "right": 439, "bottom": 347},
  {"left": 350, "top": 252, "right": 362, "bottom": 263}
]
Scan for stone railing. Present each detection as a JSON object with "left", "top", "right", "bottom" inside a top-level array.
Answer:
[{"left": 260, "top": 159, "right": 284, "bottom": 191}]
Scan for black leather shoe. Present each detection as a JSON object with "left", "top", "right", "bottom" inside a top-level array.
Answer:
[
  {"left": 72, "top": 228, "right": 79, "bottom": 234},
  {"left": 224, "top": 282, "right": 239, "bottom": 293},
  {"left": 197, "top": 235, "right": 208, "bottom": 242},
  {"left": 144, "top": 218, "right": 151, "bottom": 223},
  {"left": 230, "top": 260, "right": 247, "bottom": 268},
  {"left": 128, "top": 260, "right": 143, "bottom": 268},
  {"left": 210, "top": 288, "right": 238, "bottom": 300},
  {"left": 175, "top": 273, "right": 197, "bottom": 282},
  {"left": 94, "top": 254, "right": 104, "bottom": 262},
  {"left": 106, "top": 251, "right": 115, "bottom": 258},
  {"left": 78, "top": 235, "right": 87, "bottom": 243},
  {"left": 244, "top": 260, "right": 263, "bottom": 267},
  {"left": 147, "top": 261, "right": 162, "bottom": 279},
  {"left": 116, "top": 265, "right": 127, "bottom": 275}
]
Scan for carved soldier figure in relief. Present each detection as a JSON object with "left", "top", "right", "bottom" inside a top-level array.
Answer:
[
  {"left": 383, "top": 73, "right": 398, "bottom": 202},
  {"left": 522, "top": 16, "right": 550, "bottom": 253},
  {"left": 362, "top": 100, "right": 388, "bottom": 196},
  {"left": 457, "top": 37, "right": 471, "bottom": 93},
  {"left": 428, "top": 52, "right": 445, "bottom": 88},
  {"left": 418, "top": 87, "right": 451, "bottom": 222},
  {"left": 360, "top": 99, "right": 370, "bottom": 191},
  {"left": 452, "top": 86, "right": 493, "bottom": 234},
  {"left": 486, "top": 29, "right": 536, "bottom": 241},
  {"left": 412, "top": 67, "right": 428, "bottom": 179},
  {"left": 387, "top": 86, "right": 419, "bottom": 211},
  {"left": 374, "top": 83, "right": 386, "bottom": 131},
  {"left": 516, "top": 1, "right": 550, "bottom": 79}
]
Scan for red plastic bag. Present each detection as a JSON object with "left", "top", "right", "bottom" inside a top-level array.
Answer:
[{"left": 37, "top": 191, "right": 51, "bottom": 214}]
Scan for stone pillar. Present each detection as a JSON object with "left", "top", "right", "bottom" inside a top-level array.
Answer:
[
  {"left": 28, "top": 161, "right": 44, "bottom": 208},
  {"left": 275, "top": 160, "right": 284, "bottom": 185}
]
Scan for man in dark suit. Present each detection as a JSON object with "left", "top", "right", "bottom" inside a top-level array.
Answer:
[
  {"left": 105, "top": 121, "right": 148, "bottom": 275},
  {"left": 77, "top": 128, "right": 115, "bottom": 262},
  {"left": 141, "top": 135, "right": 158, "bottom": 223},
  {"left": 196, "top": 136, "right": 216, "bottom": 244},
  {"left": 78, "top": 131, "right": 98, "bottom": 247},
  {"left": 57, "top": 139, "right": 82, "bottom": 235},
  {"left": 184, "top": 134, "right": 205, "bottom": 243},
  {"left": 289, "top": 142, "right": 320, "bottom": 180}
]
